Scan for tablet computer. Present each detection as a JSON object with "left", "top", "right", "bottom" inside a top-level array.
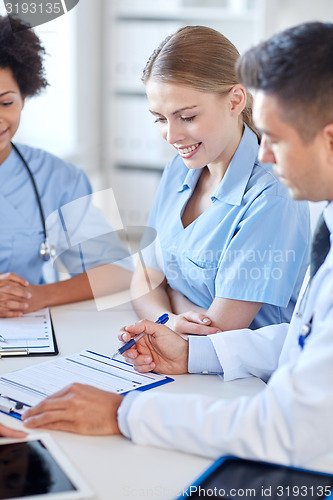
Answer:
[
  {"left": 0, "top": 434, "right": 93, "bottom": 500},
  {"left": 178, "top": 456, "right": 333, "bottom": 499}
]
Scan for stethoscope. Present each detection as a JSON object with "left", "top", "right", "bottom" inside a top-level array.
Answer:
[
  {"left": 295, "top": 274, "right": 313, "bottom": 350},
  {"left": 11, "top": 142, "right": 56, "bottom": 261}
]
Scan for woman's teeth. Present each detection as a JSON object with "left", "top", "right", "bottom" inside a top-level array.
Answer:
[{"left": 179, "top": 143, "right": 200, "bottom": 154}]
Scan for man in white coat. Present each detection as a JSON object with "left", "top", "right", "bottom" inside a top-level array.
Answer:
[{"left": 21, "top": 21, "right": 333, "bottom": 466}]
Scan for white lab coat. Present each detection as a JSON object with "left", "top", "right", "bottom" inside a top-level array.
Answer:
[{"left": 122, "top": 203, "right": 333, "bottom": 466}]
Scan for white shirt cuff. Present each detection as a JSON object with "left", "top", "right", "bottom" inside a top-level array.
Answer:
[
  {"left": 117, "top": 391, "right": 141, "bottom": 438},
  {"left": 188, "top": 335, "right": 223, "bottom": 374}
]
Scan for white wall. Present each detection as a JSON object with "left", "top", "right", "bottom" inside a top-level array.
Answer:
[
  {"left": 2, "top": 0, "right": 333, "bottom": 224},
  {"left": 73, "top": 0, "right": 104, "bottom": 178},
  {"left": 262, "top": 0, "right": 333, "bottom": 38},
  {"left": 262, "top": 0, "right": 333, "bottom": 231},
  {"left": 0, "top": 2, "right": 77, "bottom": 158},
  {"left": 0, "top": 0, "right": 104, "bottom": 184}
]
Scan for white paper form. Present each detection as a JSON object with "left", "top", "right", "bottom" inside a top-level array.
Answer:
[
  {"left": 0, "top": 350, "right": 173, "bottom": 414},
  {"left": 0, "top": 308, "right": 55, "bottom": 355}
]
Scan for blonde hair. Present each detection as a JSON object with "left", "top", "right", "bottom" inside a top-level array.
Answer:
[{"left": 142, "top": 25, "right": 260, "bottom": 141}]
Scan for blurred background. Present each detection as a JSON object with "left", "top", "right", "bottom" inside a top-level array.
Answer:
[{"left": 1, "top": 0, "right": 332, "bottom": 229}]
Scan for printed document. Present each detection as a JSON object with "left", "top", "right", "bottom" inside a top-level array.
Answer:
[
  {"left": 0, "top": 308, "right": 56, "bottom": 355},
  {"left": 0, "top": 350, "right": 173, "bottom": 414}
]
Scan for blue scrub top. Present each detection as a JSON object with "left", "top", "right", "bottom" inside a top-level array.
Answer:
[
  {"left": 0, "top": 144, "right": 132, "bottom": 284},
  {"left": 142, "top": 125, "right": 310, "bottom": 329}
]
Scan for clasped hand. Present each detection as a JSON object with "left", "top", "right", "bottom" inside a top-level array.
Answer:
[
  {"left": 0, "top": 273, "right": 44, "bottom": 317},
  {"left": 167, "top": 286, "right": 220, "bottom": 336}
]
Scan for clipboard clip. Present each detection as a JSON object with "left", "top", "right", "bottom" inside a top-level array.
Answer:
[
  {"left": 0, "top": 348, "right": 29, "bottom": 359},
  {"left": 0, "top": 394, "right": 30, "bottom": 414}
]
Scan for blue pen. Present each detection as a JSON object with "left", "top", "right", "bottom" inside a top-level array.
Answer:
[{"left": 112, "top": 313, "right": 169, "bottom": 358}]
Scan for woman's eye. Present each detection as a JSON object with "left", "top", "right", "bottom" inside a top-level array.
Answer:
[
  {"left": 154, "top": 117, "right": 166, "bottom": 123},
  {"left": 181, "top": 116, "right": 195, "bottom": 122},
  {"left": 1, "top": 101, "right": 13, "bottom": 106}
]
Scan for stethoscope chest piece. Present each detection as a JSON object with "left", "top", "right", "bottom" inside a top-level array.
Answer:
[{"left": 39, "top": 240, "right": 56, "bottom": 261}]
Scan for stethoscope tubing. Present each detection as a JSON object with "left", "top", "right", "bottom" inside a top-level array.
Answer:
[
  {"left": 11, "top": 142, "right": 47, "bottom": 242},
  {"left": 10, "top": 142, "right": 55, "bottom": 261}
]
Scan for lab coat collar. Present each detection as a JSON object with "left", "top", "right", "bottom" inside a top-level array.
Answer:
[{"left": 324, "top": 201, "right": 333, "bottom": 249}]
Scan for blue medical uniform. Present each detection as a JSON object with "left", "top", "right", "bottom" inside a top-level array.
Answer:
[
  {"left": 142, "top": 125, "right": 310, "bottom": 328},
  {"left": 0, "top": 144, "right": 132, "bottom": 285}
]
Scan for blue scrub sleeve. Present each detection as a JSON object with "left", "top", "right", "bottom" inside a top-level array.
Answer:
[
  {"left": 215, "top": 193, "right": 309, "bottom": 307},
  {"left": 139, "top": 161, "right": 174, "bottom": 272},
  {"left": 47, "top": 169, "right": 133, "bottom": 274}
]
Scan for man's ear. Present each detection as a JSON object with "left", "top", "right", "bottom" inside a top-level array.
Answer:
[
  {"left": 323, "top": 123, "right": 333, "bottom": 150},
  {"left": 322, "top": 124, "right": 333, "bottom": 168},
  {"left": 229, "top": 84, "right": 247, "bottom": 116}
]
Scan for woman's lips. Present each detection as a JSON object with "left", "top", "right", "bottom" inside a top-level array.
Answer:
[{"left": 177, "top": 142, "right": 201, "bottom": 158}]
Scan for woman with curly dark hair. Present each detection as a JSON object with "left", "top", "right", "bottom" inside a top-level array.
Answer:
[{"left": 0, "top": 16, "right": 132, "bottom": 317}]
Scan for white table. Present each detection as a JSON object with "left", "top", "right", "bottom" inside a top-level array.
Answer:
[{"left": 2, "top": 293, "right": 326, "bottom": 500}]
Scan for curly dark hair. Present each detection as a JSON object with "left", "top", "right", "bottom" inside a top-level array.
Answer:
[{"left": 0, "top": 15, "right": 48, "bottom": 97}]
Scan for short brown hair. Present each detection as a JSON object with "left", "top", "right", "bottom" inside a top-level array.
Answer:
[{"left": 237, "top": 22, "right": 333, "bottom": 142}]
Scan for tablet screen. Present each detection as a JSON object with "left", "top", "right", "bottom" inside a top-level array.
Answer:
[
  {"left": 182, "top": 457, "right": 333, "bottom": 499},
  {"left": 0, "top": 438, "right": 91, "bottom": 500}
]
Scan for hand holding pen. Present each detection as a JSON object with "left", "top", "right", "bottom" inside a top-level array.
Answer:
[
  {"left": 118, "top": 317, "right": 189, "bottom": 374},
  {"left": 112, "top": 313, "right": 169, "bottom": 359}
]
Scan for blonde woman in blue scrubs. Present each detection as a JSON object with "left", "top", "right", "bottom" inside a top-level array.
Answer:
[{"left": 131, "top": 26, "right": 310, "bottom": 334}]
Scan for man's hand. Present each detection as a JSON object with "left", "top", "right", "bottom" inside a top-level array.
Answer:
[
  {"left": 0, "top": 273, "right": 31, "bottom": 317},
  {"left": 0, "top": 423, "right": 27, "bottom": 438},
  {"left": 120, "top": 319, "right": 189, "bottom": 374},
  {"left": 22, "top": 383, "right": 123, "bottom": 435}
]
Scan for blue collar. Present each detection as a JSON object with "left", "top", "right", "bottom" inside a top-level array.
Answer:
[{"left": 177, "top": 125, "right": 259, "bottom": 206}]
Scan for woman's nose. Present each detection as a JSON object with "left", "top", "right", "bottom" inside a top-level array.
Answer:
[{"left": 165, "top": 121, "right": 184, "bottom": 145}]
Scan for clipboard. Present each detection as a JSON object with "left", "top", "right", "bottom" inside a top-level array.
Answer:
[
  {"left": 0, "top": 308, "right": 58, "bottom": 358},
  {"left": 0, "top": 350, "right": 173, "bottom": 420}
]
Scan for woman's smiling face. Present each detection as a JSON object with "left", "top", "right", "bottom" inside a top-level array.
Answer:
[
  {"left": 146, "top": 80, "right": 244, "bottom": 172},
  {"left": 0, "top": 67, "right": 25, "bottom": 164}
]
